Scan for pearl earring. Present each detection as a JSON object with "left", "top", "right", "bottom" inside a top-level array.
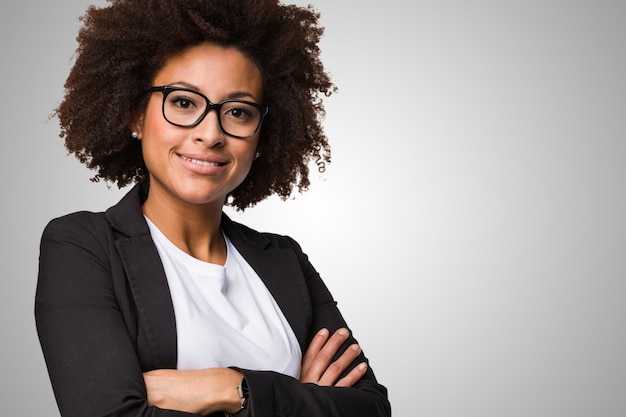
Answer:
[
  {"left": 131, "top": 131, "right": 139, "bottom": 138},
  {"left": 254, "top": 152, "right": 261, "bottom": 160}
]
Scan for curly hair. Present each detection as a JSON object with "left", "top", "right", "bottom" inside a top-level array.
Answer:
[{"left": 56, "top": 0, "right": 335, "bottom": 210}]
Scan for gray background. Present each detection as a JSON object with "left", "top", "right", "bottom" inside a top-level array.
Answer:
[{"left": 2, "top": 1, "right": 625, "bottom": 416}]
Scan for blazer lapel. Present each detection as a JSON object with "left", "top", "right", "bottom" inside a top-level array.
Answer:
[
  {"left": 106, "top": 185, "right": 178, "bottom": 370},
  {"left": 222, "top": 214, "right": 312, "bottom": 352}
]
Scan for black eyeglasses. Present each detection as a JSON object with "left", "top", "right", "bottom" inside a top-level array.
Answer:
[{"left": 148, "top": 86, "right": 269, "bottom": 139}]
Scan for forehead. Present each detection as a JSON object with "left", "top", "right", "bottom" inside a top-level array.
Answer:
[{"left": 153, "top": 42, "right": 263, "bottom": 100}]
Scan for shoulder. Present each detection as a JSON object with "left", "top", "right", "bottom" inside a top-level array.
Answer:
[
  {"left": 42, "top": 185, "right": 148, "bottom": 244},
  {"left": 222, "top": 214, "right": 303, "bottom": 252},
  {"left": 38, "top": 211, "right": 120, "bottom": 285},
  {"left": 222, "top": 216, "right": 317, "bottom": 280},
  {"left": 43, "top": 211, "right": 110, "bottom": 238},
  {"left": 41, "top": 211, "right": 114, "bottom": 253}
]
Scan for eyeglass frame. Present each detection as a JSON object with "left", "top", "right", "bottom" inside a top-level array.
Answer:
[{"left": 147, "top": 85, "right": 269, "bottom": 139}]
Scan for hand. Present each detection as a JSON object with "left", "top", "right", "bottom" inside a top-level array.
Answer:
[
  {"left": 300, "top": 327, "right": 368, "bottom": 387},
  {"left": 143, "top": 368, "right": 244, "bottom": 415}
]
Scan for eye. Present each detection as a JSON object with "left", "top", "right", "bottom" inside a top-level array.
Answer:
[
  {"left": 169, "top": 95, "right": 197, "bottom": 110},
  {"left": 229, "top": 107, "right": 250, "bottom": 118},
  {"left": 223, "top": 102, "right": 257, "bottom": 121}
]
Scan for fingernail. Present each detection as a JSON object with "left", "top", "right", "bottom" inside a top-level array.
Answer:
[
  {"left": 358, "top": 363, "right": 368, "bottom": 371},
  {"left": 350, "top": 344, "right": 361, "bottom": 352},
  {"left": 317, "top": 328, "right": 329, "bottom": 337},
  {"left": 337, "top": 328, "right": 349, "bottom": 336}
]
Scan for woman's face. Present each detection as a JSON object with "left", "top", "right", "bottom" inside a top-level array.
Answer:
[{"left": 136, "top": 42, "right": 264, "bottom": 209}]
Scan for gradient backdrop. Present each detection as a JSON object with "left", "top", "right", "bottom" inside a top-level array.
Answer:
[{"left": 1, "top": 1, "right": 625, "bottom": 416}]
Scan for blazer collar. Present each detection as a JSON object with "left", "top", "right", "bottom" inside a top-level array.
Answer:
[
  {"left": 105, "top": 184, "right": 150, "bottom": 238},
  {"left": 104, "top": 184, "right": 272, "bottom": 249}
]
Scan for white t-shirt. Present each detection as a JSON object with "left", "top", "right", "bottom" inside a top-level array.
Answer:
[{"left": 146, "top": 217, "right": 302, "bottom": 378}]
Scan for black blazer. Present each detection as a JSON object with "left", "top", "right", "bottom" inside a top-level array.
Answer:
[{"left": 35, "top": 185, "right": 391, "bottom": 417}]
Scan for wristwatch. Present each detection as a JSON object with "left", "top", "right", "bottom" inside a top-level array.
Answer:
[{"left": 225, "top": 378, "right": 249, "bottom": 417}]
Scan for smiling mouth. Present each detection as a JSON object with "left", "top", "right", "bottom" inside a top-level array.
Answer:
[{"left": 179, "top": 155, "right": 226, "bottom": 167}]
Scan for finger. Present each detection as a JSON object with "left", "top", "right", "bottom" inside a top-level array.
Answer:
[
  {"left": 306, "top": 328, "right": 350, "bottom": 378},
  {"left": 317, "top": 343, "right": 361, "bottom": 386},
  {"left": 302, "top": 328, "right": 330, "bottom": 362},
  {"left": 300, "top": 328, "right": 352, "bottom": 384},
  {"left": 301, "top": 328, "right": 330, "bottom": 376},
  {"left": 317, "top": 328, "right": 350, "bottom": 360},
  {"left": 334, "top": 362, "right": 368, "bottom": 388}
]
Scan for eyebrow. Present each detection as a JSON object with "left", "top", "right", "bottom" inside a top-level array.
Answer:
[{"left": 169, "top": 81, "right": 261, "bottom": 102}]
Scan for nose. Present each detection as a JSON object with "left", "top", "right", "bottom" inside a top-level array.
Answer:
[{"left": 193, "top": 109, "right": 225, "bottom": 147}]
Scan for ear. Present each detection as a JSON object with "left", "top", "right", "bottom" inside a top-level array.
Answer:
[{"left": 129, "top": 114, "right": 144, "bottom": 140}]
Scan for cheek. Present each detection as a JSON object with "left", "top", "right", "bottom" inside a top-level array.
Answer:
[
  {"left": 139, "top": 99, "right": 166, "bottom": 136},
  {"left": 242, "top": 139, "right": 260, "bottom": 164},
  {"left": 234, "top": 141, "right": 259, "bottom": 177},
  {"left": 139, "top": 122, "right": 176, "bottom": 170},
  {"left": 140, "top": 114, "right": 181, "bottom": 149}
]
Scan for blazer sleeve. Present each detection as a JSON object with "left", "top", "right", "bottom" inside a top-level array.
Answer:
[
  {"left": 238, "top": 236, "right": 392, "bottom": 417},
  {"left": 35, "top": 214, "right": 198, "bottom": 417}
]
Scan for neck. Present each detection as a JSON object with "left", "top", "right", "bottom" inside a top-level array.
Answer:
[{"left": 142, "top": 189, "right": 227, "bottom": 265}]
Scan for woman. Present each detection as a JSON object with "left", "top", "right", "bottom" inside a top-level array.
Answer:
[{"left": 35, "top": 1, "right": 391, "bottom": 416}]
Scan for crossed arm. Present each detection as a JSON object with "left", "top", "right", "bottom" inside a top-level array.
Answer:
[{"left": 143, "top": 327, "right": 368, "bottom": 415}]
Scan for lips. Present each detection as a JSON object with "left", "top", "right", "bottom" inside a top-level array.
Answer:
[{"left": 179, "top": 154, "right": 227, "bottom": 167}]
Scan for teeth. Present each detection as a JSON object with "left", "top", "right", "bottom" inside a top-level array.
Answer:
[{"left": 181, "top": 155, "right": 221, "bottom": 166}]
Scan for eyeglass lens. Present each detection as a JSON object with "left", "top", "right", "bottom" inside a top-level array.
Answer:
[{"left": 162, "top": 89, "right": 264, "bottom": 137}]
